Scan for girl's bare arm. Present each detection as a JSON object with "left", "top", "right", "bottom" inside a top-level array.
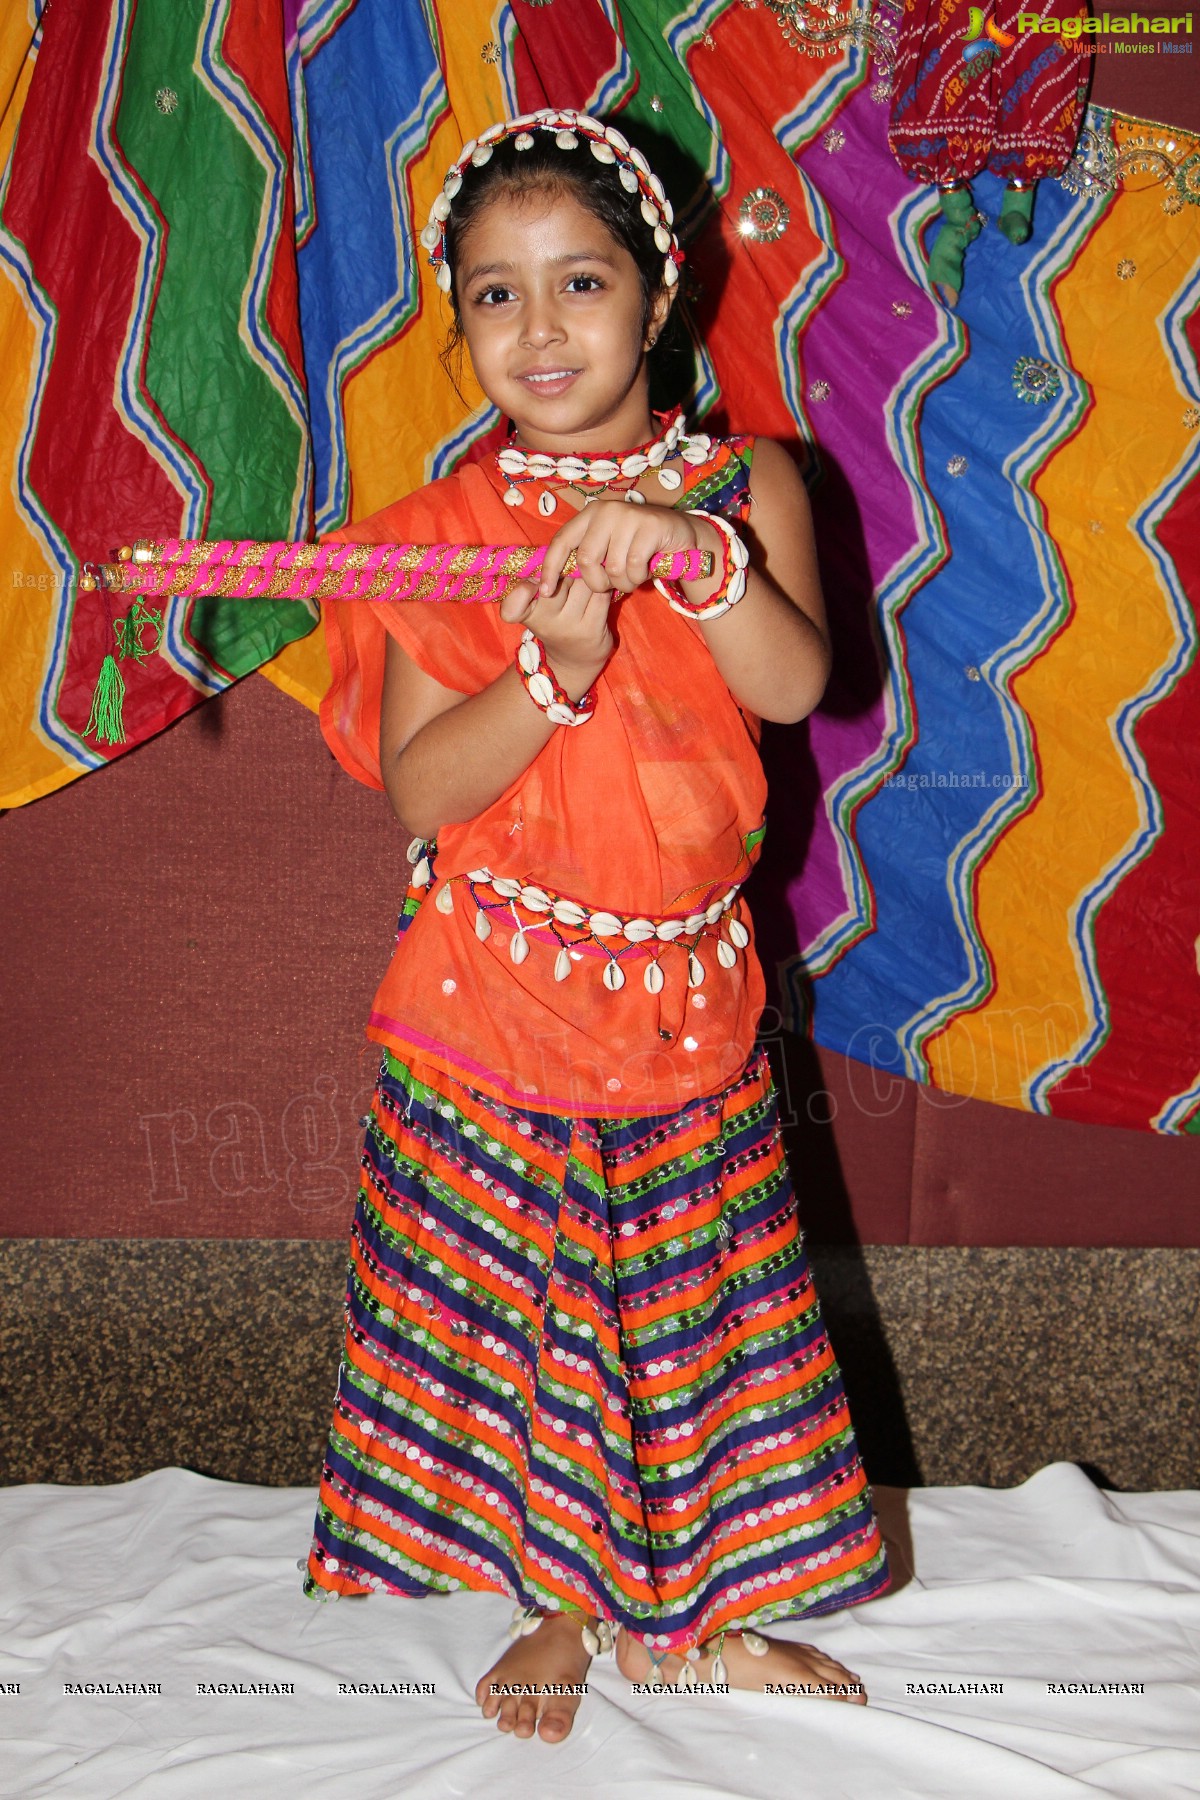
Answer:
[
  {"left": 378, "top": 576, "right": 611, "bottom": 840},
  {"left": 694, "top": 437, "right": 831, "bottom": 725}
]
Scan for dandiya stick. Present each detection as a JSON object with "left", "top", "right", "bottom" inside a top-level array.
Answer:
[
  {"left": 82, "top": 537, "right": 714, "bottom": 604},
  {"left": 79, "top": 537, "right": 715, "bottom": 746}
]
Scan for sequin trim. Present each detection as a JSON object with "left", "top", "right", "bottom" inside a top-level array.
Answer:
[
  {"left": 764, "top": 0, "right": 899, "bottom": 74},
  {"left": 1060, "top": 106, "right": 1200, "bottom": 216}
]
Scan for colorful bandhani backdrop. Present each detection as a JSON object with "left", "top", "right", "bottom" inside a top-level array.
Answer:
[
  {"left": 2, "top": 1, "right": 1198, "bottom": 1135},
  {"left": 0, "top": 0, "right": 317, "bottom": 791}
]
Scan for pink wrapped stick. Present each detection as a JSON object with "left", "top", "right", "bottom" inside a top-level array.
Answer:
[{"left": 86, "top": 538, "right": 714, "bottom": 604}]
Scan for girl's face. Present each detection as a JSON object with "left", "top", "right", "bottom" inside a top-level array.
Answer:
[{"left": 454, "top": 184, "right": 670, "bottom": 454}]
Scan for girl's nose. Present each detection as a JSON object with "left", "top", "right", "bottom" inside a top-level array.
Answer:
[{"left": 518, "top": 298, "right": 565, "bottom": 348}]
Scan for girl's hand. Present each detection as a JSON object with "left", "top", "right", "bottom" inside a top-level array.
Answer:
[
  {"left": 534, "top": 498, "right": 723, "bottom": 598},
  {"left": 498, "top": 572, "right": 614, "bottom": 698}
]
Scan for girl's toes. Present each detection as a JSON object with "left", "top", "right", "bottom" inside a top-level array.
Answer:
[
  {"left": 538, "top": 1702, "right": 574, "bottom": 1742},
  {"left": 497, "top": 1695, "right": 520, "bottom": 1733},
  {"left": 514, "top": 1696, "right": 540, "bottom": 1738}
]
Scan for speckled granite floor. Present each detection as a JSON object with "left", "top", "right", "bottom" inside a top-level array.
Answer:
[{"left": 1, "top": 1241, "right": 1196, "bottom": 1490}]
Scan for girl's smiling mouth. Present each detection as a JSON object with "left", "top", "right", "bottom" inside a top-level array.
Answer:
[{"left": 517, "top": 368, "right": 582, "bottom": 392}]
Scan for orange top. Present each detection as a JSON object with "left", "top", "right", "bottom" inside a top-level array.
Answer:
[{"left": 319, "top": 442, "right": 767, "bottom": 1117}]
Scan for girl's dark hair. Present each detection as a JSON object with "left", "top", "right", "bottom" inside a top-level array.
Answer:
[{"left": 438, "top": 131, "right": 691, "bottom": 408}]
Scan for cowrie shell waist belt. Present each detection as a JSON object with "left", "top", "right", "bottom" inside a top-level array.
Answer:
[{"left": 410, "top": 857, "right": 750, "bottom": 995}]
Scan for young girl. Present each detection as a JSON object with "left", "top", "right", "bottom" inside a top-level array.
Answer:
[{"left": 305, "top": 107, "right": 890, "bottom": 1744}]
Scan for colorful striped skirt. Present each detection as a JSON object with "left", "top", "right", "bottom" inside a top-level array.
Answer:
[{"left": 304, "top": 1046, "right": 890, "bottom": 1650}]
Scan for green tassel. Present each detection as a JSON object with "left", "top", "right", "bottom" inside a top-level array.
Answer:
[
  {"left": 84, "top": 592, "right": 164, "bottom": 745},
  {"left": 114, "top": 596, "right": 164, "bottom": 662},
  {"left": 84, "top": 653, "right": 127, "bottom": 746}
]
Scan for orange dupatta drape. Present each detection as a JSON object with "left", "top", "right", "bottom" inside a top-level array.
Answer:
[{"left": 319, "top": 450, "right": 768, "bottom": 1117}]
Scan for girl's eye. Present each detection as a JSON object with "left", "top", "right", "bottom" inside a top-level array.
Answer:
[
  {"left": 476, "top": 284, "right": 514, "bottom": 306},
  {"left": 566, "top": 274, "right": 603, "bottom": 293}
]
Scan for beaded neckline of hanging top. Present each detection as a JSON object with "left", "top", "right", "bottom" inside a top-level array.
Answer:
[{"left": 494, "top": 410, "right": 715, "bottom": 513}]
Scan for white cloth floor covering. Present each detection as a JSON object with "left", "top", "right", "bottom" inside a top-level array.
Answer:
[{"left": 1, "top": 1462, "right": 1197, "bottom": 1799}]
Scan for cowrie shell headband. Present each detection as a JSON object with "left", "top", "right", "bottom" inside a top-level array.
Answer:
[{"left": 419, "top": 108, "right": 683, "bottom": 296}]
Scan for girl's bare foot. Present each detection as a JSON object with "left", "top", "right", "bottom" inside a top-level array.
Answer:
[
  {"left": 616, "top": 1623, "right": 867, "bottom": 1704},
  {"left": 475, "top": 1609, "right": 597, "bottom": 1742}
]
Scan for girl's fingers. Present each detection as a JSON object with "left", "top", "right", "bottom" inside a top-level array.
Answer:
[
  {"left": 570, "top": 542, "right": 612, "bottom": 594},
  {"left": 570, "top": 577, "right": 613, "bottom": 627},
  {"left": 498, "top": 579, "right": 539, "bottom": 624},
  {"left": 615, "top": 532, "right": 655, "bottom": 590},
  {"left": 580, "top": 536, "right": 650, "bottom": 594},
  {"left": 538, "top": 516, "right": 588, "bottom": 596},
  {"left": 537, "top": 498, "right": 701, "bottom": 597},
  {"left": 553, "top": 575, "right": 611, "bottom": 628},
  {"left": 538, "top": 503, "right": 643, "bottom": 596},
  {"left": 583, "top": 512, "right": 690, "bottom": 593},
  {"left": 503, "top": 577, "right": 612, "bottom": 659}
]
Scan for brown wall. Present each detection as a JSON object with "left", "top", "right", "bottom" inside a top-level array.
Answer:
[
  {"left": 2, "top": 673, "right": 1194, "bottom": 1246},
  {"left": 1089, "top": 9, "right": 1200, "bottom": 135}
]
